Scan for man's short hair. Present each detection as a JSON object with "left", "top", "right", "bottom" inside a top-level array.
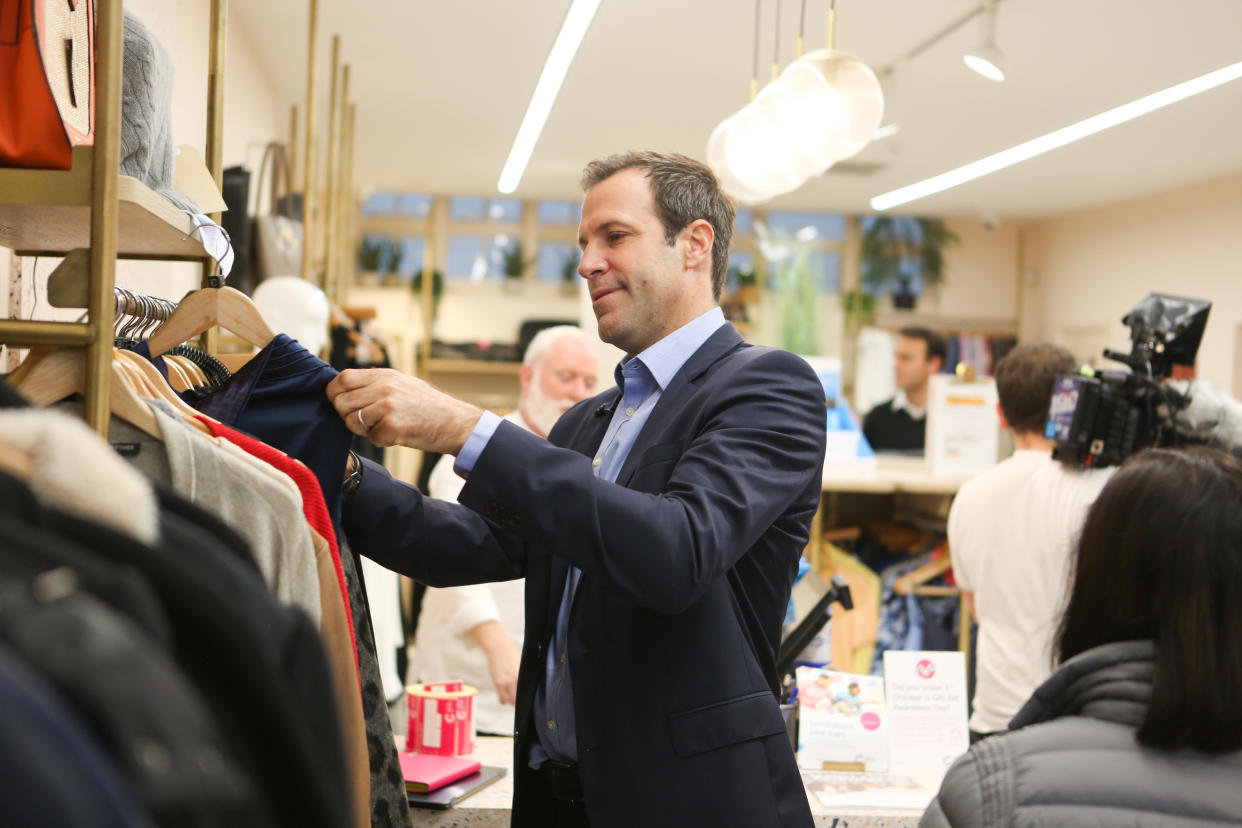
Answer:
[
  {"left": 898, "top": 327, "right": 948, "bottom": 366},
  {"left": 993, "top": 343, "right": 1077, "bottom": 434},
  {"left": 581, "top": 151, "right": 735, "bottom": 301},
  {"left": 522, "top": 324, "right": 592, "bottom": 371}
]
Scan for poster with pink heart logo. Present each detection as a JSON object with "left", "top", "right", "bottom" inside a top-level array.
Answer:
[{"left": 883, "top": 651, "right": 969, "bottom": 780}]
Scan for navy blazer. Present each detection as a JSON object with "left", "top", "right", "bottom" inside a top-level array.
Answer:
[{"left": 344, "top": 324, "right": 826, "bottom": 827}]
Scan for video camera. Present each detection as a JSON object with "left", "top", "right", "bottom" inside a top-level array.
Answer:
[{"left": 1046, "top": 293, "right": 1211, "bottom": 469}]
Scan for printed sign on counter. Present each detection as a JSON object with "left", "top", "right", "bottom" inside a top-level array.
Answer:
[
  {"left": 882, "top": 651, "right": 969, "bottom": 775},
  {"left": 925, "top": 374, "right": 999, "bottom": 479},
  {"left": 796, "top": 667, "right": 889, "bottom": 772}
]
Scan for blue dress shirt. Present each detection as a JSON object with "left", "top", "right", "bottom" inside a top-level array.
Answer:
[{"left": 454, "top": 307, "right": 727, "bottom": 765}]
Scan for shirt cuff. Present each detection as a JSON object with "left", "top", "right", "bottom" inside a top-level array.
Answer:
[{"left": 454, "top": 410, "right": 502, "bottom": 478}]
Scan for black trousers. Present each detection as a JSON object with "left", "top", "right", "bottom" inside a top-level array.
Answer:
[{"left": 528, "top": 761, "right": 590, "bottom": 828}]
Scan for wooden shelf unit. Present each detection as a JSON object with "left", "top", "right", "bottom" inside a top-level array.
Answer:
[
  {"left": 423, "top": 358, "right": 521, "bottom": 376},
  {"left": 0, "top": 148, "right": 210, "bottom": 260}
]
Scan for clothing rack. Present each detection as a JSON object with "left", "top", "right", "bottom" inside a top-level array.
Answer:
[
  {"left": 113, "top": 287, "right": 176, "bottom": 329},
  {"left": 0, "top": 0, "right": 228, "bottom": 436}
]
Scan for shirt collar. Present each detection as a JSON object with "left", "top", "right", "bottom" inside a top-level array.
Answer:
[
  {"left": 892, "top": 388, "right": 926, "bottom": 420},
  {"left": 611, "top": 307, "right": 727, "bottom": 392}
]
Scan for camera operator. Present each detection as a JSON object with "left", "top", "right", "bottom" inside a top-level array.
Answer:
[{"left": 948, "top": 344, "right": 1114, "bottom": 741}]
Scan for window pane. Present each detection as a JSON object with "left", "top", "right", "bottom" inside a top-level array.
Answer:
[
  {"left": 395, "top": 236, "right": 426, "bottom": 281},
  {"left": 398, "top": 194, "right": 433, "bottom": 219},
  {"left": 538, "top": 200, "right": 581, "bottom": 226},
  {"left": 447, "top": 234, "right": 511, "bottom": 282},
  {"left": 537, "top": 242, "right": 577, "bottom": 284},
  {"left": 859, "top": 215, "right": 928, "bottom": 297},
  {"left": 450, "top": 197, "right": 485, "bottom": 221},
  {"left": 726, "top": 250, "right": 755, "bottom": 293},
  {"left": 766, "top": 211, "right": 846, "bottom": 241},
  {"left": 446, "top": 235, "right": 483, "bottom": 280},
  {"left": 764, "top": 249, "right": 839, "bottom": 293},
  {"left": 810, "top": 249, "right": 841, "bottom": 293},
  {"left": 486, "top": 198, "right": 522, "bottom": 223},
  {"left": 361, "top": 192, "right": 398, "bottom": 216}
]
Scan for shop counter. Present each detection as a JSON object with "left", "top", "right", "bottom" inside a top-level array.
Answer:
[{"left": 405, "top": 736, "right": 924, "bottom": 827}]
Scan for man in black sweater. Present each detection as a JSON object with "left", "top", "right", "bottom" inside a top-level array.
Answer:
[{"left": 862, "top": 327, "right": 946, "bottom": 453}]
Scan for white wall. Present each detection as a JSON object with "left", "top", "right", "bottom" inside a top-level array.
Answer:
[{"left": 1033, "top": 171, "right": 1242, "bottom": 392}]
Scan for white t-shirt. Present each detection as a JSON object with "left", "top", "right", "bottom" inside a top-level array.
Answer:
[
  {"left": 949, "top": 450, "right": 1113, "bottom": 733},
  {"left": 411, "top": 411, "right": 529, "bottom": 735}
]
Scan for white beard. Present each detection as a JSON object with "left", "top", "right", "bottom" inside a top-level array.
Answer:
[{"left": 522, "top": 389, "right": 576, "bottom": 438}]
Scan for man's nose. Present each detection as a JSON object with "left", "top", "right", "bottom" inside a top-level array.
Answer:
[{"left": 579, "top": 245, "right": 606, "bottom": 278}]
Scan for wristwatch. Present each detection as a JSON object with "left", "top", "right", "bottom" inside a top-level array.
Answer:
[{"left": 342, "top": 451, "right": 363, "bottom": 502}]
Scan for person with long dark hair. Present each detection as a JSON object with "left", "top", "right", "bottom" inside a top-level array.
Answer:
[{"left": 923, "top": 446, "right": 1242, "bottom": 826}]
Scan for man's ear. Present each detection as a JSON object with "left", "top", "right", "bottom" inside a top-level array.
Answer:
[
  {"left": 681, "top": 219, "right": 714, "bottom": 271},
  {"left": 996, "top": 402, "right": 1010, "bottom": 432},
  {"left": 519, "top": 363, "right": 534, "bottom": 395}
]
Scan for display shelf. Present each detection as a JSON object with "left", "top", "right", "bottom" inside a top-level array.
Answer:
[
  {"left": 424, "top": 358, "right": 521, "bottom": 376},
  {"left": 0, "top": 147, "right": 210, "bottom": 260}
]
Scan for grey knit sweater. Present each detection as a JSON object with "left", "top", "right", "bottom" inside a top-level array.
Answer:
[{"left": 121, "top": 12, "right": 198, "bottom": 213}]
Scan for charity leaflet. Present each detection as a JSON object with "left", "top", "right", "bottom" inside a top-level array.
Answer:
[
  {"left": 882, "top": 650, "right": 970, "bottom": 775},
  {"left": 795, "top": 667, "right": 889, "bottom": 772},
  {"left": 803, "top": 770, "right": 940, "bottom": 811}
]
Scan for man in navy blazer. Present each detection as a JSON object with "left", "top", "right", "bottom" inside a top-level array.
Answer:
[{"left": 329, "top": 152, "right": 826, "bottom": 827}]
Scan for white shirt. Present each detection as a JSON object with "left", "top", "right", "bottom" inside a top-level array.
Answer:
[
  {"left": 949, "top": 450, "right": 1113, "bottom": 733},
  {"left": 412, "top": 410, "right": 532, "bottom": 735},
  {"left": 891, "top": 388, "right": 926, "bottom": 420}
]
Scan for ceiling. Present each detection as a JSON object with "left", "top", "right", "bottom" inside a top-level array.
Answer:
[{"left": 232, "top": 0, "right": 1242, "bottom": 219}]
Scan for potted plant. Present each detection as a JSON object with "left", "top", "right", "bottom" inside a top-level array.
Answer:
[
  {"left": 860, "top": 216, "right": 959, "bottom": 309},
  {"left": 561, "top": 252, "right": 580, "bottom": 295},
  {"left": 501, "top": 240, "right": 533, "bottom": 289}
]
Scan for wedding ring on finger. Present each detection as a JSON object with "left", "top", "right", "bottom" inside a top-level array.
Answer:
[{"left": 356, "top": 409, "right": 369, "bottom": 430}]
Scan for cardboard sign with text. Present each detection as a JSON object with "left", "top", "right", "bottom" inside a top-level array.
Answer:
[
  {"left": 882, "top": 651, "right": 969, "bottom": 776},
  {"left": 925, "top": 374, "right": 999, "bottom": 479}
]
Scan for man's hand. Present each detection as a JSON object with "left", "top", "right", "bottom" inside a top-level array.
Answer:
[
  {"left": 326, "top": 368, "right": 484, "bottom": 454},
  {"left": 469, "top": 620, "right": 519, "bottom": 705}
]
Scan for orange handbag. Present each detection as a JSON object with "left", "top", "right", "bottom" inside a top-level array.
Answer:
[{"left": 0, "top": 0, "right": 95, "bottom": 170}]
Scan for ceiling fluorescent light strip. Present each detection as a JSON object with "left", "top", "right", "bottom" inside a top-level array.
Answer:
[
  {"left": 497, "top": 0, "right": 602, "bottom": 194},
  {"left": 870, "top": 58, "right": 1242, "bottom": 211}
]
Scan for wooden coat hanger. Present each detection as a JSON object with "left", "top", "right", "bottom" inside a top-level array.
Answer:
[
  {"left": 893, "top": 549, "right": 956, "bottom": 597},
  {"left": 168, "top": 354, "right": 207, "bottom": 388},
  {"left": 112, "top": 350, "right": 213, "bottom": 436},
  {"left": 0, "top": 442, "right": 33, "bottom": 479},
  {"left": 162, "top": 355, "right": 195, "bottom": 391},
  {"left": 146, "top": 286, "right": 276, "bottom": 358},
  {"left": 12, "top": 349, "right": 162, "bottom": 440}
]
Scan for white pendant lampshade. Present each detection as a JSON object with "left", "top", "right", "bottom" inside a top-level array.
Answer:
[
  {"left": 708, "top": 47, "right": 884, "bottom": 204},
  {"left": 778, "top": 49, "right": 885, "bottom": 165}
]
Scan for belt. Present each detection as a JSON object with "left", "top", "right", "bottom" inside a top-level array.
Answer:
[{"left": 538, "top": 759, "right": 584, "bottom": 803}]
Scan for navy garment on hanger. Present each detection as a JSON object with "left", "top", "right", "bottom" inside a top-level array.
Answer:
[
  {"left": 0, "top": 647, "right": 153, "bottom": 828},
  {"left": 187, "top": 334, "right": 351, "bottom": 538}
]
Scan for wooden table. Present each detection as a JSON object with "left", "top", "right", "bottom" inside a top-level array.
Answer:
[{"left": 405, "top": 737, "right": 924, "bottom": 827}]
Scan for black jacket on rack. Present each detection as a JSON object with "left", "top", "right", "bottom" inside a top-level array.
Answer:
[{"left": 0, "top": 451, "right": 353, "bottom": 828}]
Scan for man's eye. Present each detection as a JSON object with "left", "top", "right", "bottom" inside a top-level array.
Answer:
[{"left": 608, "top": 232, "right": 626, "bottom": 242}]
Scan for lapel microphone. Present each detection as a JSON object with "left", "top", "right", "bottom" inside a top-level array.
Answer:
[{"left": 595, "top": 397, "right": 619, "bottom": 418}]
